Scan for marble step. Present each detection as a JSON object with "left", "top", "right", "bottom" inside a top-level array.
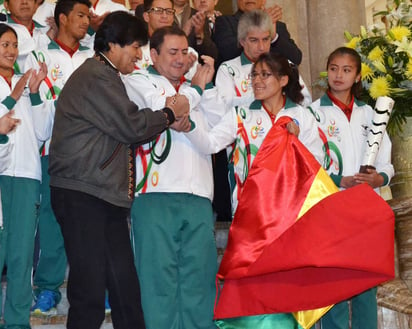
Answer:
[
  {"left": 27, "top": 221, "right": 233, "bottom": 327},
  {"left": 29, "top": 286, "right": 112, "bottom": 327},
  {"left": 25, "top": 219, "right": 407, "bottom": 329}
]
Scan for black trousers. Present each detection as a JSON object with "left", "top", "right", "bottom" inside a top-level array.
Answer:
[
  {"left": 212, "top": 150, "right": 232, "bottom": 221},
  {"left": 51, "top": 187, "right": 145, "bottom": 329}
]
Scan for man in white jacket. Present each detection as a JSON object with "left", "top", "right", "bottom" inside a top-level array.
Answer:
[{"left": 124, "top": 25, "right": 225, "bottom": 329}]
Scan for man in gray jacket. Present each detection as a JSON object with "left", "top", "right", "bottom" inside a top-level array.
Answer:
[{"left": 48, "top": 12, "right": 189, "bottom": 329}]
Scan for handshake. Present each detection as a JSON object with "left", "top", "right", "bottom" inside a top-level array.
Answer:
[{"left": 165, "top": 94, "right": 191, "bottom": 132}]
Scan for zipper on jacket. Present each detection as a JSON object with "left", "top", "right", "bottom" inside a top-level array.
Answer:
[{"left": 99, "top": 143, "right": 122, "bottom": 170}]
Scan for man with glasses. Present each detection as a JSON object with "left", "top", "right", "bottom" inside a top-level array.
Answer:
[
  {"left": 136, "top": 0, "right": 198, "bottom": 78},
  {"left": 136, "top": 0, "right": 177, "bottom": 69}
]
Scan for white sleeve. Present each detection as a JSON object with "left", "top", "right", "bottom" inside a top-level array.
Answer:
[
  {"left": 124, "top": 73, "right": 202, "bottom": 111},
  {"left": 32, "top": 99, "right": 55, "bottom": 142},
  {"left": 215, "top": 63, "right": 254, "bottom": 108},
  {"left": 296, "top": 107, "right": 325, "bottom": 165},
  {"left": 124, "top": 73, "right": 168, "bottom": 110},
  {"left": 183, "top": 47, "right": 199, "bottom": 80},
  {"left": 198, "top": 86, "right": 232, "bottom": 127},
  {"left": 185, "top": 108, "right": 237, "bottom": 155}
]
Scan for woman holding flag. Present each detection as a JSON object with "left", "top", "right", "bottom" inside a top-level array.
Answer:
[
  {"left": 186, "top": 52, "right": 324, "bottom": 212},
  {"left": 185, "top": 52, "right": 325, "bottom": 327},
  {"left": 186, "top": 50, "right": 395, "bottom": 328}
]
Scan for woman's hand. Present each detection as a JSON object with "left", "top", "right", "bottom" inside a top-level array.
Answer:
[
  {"left": 10, "top": 70, "right": 32, "bottom": 102},
  {"left": 286, "top": 121, "right": 299, "bottom": 137},
  {"left": 354, "top": 168, "right": 384, "bottom": 189},
  {"left": 29, "top": 62, "right": 48, "bottom": 94}
]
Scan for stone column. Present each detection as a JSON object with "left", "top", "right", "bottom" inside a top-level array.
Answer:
[
  {"left": 266, "top": 0, "right": 366, "bottom": 99},
  {"left": 306, "top": 0, "right": 366, "bottom": 98}
]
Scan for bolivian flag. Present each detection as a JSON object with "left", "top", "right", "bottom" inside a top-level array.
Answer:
[{"left": 214, "top": 117, "right": 395, "bottom": 328}]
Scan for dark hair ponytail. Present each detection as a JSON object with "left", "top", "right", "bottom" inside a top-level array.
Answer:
[{"left": 253, "top": 53, "right": 304, "bottom": 104}]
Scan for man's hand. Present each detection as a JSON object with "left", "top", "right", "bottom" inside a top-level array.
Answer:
[
  {"left": 45, "top": 16, "right": 58, "bottom": 40},
  {"left": 191, "top": 55, "right": 215, "bottom": 90},
  {"left": 0, "top": 110, "right": 20, "bottom": 134},
  {"left": 169, "top": 114, "right": 191, "bottom": 132},
  {"left": 191, "top": 11, "right": 206, "bottom": 40},
  {"left": 265, "top": 5, "right": 281, "bottom": 36},
  {"left": 89, "top": 11, "right": 109, "bottom": 32},
  {"left": 182, "top": 18, "right": 193, "bottom": 37},
  {"left": 165, "top": 94, "right": 190, "bottom": 119},
  {"left": 265, "top": 5, "right": 282, "bottom": 23},
  {"left": 354, "top": 168, "right": 384, "bottom": 189}
]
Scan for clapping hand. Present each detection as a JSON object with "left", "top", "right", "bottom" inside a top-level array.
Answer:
[
  {"left": 29, "top": 62, "right": 48, "bottom": 94},
  {"left": 191, "top": 55, "right": 215, "bottom": 90}
]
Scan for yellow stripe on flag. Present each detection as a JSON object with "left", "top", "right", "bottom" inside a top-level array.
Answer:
[
  {"left": 292, "top": 168, "right": 339, "bottom": 328},
  {"left": 293, "top": 305, "right": 334, "bottom": 329},
  {"left": 297, "top": 168, "right": 339, "bottom": 220}
]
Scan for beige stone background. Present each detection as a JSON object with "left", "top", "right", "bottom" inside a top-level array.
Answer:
[{"left": 213, "top": 0, "right": 390, "bottom": 99}]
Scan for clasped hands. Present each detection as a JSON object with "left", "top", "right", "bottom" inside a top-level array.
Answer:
[
  {"left": 165, "top": 94, "right": 191, "bottom": 132},
  {"left": 341, "top": 169, "right": 384, "bottom": 189}
]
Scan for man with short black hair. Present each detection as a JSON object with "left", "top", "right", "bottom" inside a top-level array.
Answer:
[
  {"left": 26, "top": 0, "right": 95, "bottom": 315},
  {"left": 49, "top": 12, "right": 189, "bottom": 329},
  {"left": 124, "top": 25, "right": 223, "bottom": 329}
]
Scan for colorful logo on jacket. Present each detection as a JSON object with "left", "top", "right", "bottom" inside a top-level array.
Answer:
[
  {"left": 318, "top": 127, "right": 343, "bottom": 176},
  {"left": 241, "top": 78, "right": 250, "bottom": 93},
  {"left": 327, "top": 119, "right": 340, "bottom": 142},
  {"left": 51, "top": 64, "right": 63, "bottom": 81},
  {"left": 250, "top": 125, "right": 265, "bottom": 139},
  {"left": 250, "top": 116, "right": 265, "bottom": 139},
  {"left": 151, "top": 171, "right": 159, "bottom": 187}
]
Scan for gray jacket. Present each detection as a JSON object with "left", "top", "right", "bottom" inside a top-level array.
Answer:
[{"left": 49, "top": 57, "right": 169, "bottom": 208}]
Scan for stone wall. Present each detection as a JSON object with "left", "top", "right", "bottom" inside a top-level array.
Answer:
[{"left": 265, "top": 0, "right": 367, "bottom": 99}]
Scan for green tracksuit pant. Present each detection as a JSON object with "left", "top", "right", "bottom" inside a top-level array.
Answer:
[
  {"left": 131, "top": 193, "right": 218, "bottom": 329},
  {"left": 0, "top": 176, "right": 40, "bottom": 329},
  {"left": 321, "top": 287, "right": 377, "bottom": 329},
  {"left": 33, "top": 157, "right": 66, "bottom": 303}
]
